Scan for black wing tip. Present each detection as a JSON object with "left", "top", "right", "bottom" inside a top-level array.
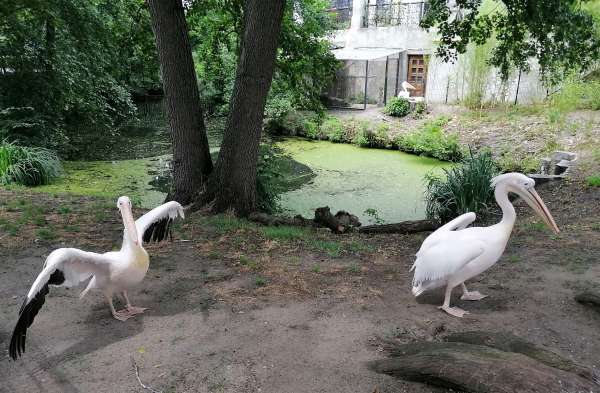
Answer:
[
  {"left": 8, "top": 269, "right": 63, "bottom": 360},
  {"left": 142, "top": 217, "right": 173, "bottom": 243}
]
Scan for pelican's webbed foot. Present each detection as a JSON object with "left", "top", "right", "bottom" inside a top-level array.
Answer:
[
  {"left": 460, "top": 291, "right": 488, "bottom": 301},
  {"left": 438, "top": 305, "right": 469, "bottom": 318}
]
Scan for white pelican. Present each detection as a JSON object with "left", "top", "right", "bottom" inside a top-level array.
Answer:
[
  {"left": 9, "top": 196, "right": 184, "bottom": 359},
  {"left": 397, "top": 81, "right": 416, "bottom": 98},
  {"left": 411, "top": 173, "right": 559, "bottom": 317}
]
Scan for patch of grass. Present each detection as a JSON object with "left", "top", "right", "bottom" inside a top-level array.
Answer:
[
  {"left": 206, "top": 215, "right": 254, "bottom": 234},
  {"left": 311, "top": 264, "right": 321, "bottom": 273},
  {"left": 57, "top": 206, "right": 71, "bottom": 214},
  {"left": 254, "top": 276, "right": 267, "bottom": 287},
  {"left": 507, "top": 255, "right": 521, "bottom": 264},
  {"left": 0, "top": 141, "right": 61, "bottom": 186},
  {"left": 239, "top": 255, "right": 258, "bottom": 270},
  {"left": 591, "top": 222, "right": 600, "bottom": 231},
  {"left": 523, "top": 221, "right": 547, "bottom": 232},
  {"left": 395, "top": 116, "right": 462, "bottom": 161},
  {"left": 63, "top": 225, "right": 80, "bottom": 232},
  {"left": 347, "top": 263, "right": 361, "bottom": 274},
  {"left": 0, "top": 218, "right": 20, "bottom": 236},
  {"left": 310, "top": 239, "right": 342, "bottom": 257},
  {"left": 36, "top": 227, "right": 56, "bottom": 241},
  {"left": 425, "top": 150, "right": 499, "bottom": 223},
  {"left": 262, "top": 225, "right": 310, "bottom": 241},
  {"left": 208, "top": 250, "right": 222, "bottom": 259},
  {"left": 345, "top": 240, "right": 374, "bottom": 253},
  {"left": 5, "top": 198, "right": 28, "bottom": 211},
  {"left": 320, "top": 117, "right": 345, "bottom": 142},
  {"left": 586, "top": 175, "right": 600, "bottom": 187}
]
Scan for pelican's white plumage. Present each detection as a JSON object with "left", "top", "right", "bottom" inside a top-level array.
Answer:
[
  {"left": 397, "top": 81, "right": 416, "bottom": 98},
  {"left": 9, "top": 196, "right": 184, "bottom": 360},
  {"left": 411, "top": 173, "right": 559, "bottom": 317}
]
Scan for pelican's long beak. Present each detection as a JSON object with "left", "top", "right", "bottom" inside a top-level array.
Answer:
[
  {"left": 517, "top": 186, "right": 560, "bottom": 234},
  {"left": 122, "top": 205, "right": 140, "bottom": 246},
  {"left": 406, "top": 82, "right": 416, "bottom": 90}
]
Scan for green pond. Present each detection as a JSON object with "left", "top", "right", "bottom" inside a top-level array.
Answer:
[
  {"left": 21, "top": 102, "right": 450, "bottom": 224},
  {"left": 275, "top": 139, "right": 450, "bottom": 224}
]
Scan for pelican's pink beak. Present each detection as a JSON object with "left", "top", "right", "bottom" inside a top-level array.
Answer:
[
  {"left": 406, "top": 82, "right": 416, "bottom": 90},
  {"left": 517, "top": 186, "right": 560, "bottom": 235}
]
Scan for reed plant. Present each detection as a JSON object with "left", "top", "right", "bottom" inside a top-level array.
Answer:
[{"left": 0, "top": 141, "right": 61, "bottom": 186}]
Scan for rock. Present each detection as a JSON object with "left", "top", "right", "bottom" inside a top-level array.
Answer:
[
  {"left": 540, "top": 158, "right": 552, "bottom": 175},
  {"left": 551, "top": 151, "right": 577, "bottom": 162}
]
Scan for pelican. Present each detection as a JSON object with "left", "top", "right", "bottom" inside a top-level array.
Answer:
[
  {"left": 411, "top": 173, "right": 559, "bottom": 317},
  {"left": 397, "top": 81, "right": 416, "bottom": 98},
  {"left": 9, "top": 196, "right": 184, "bottom": 359}
]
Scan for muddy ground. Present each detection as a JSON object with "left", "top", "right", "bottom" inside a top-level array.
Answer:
[{"left": 0, "top": 176, "right": 599, "bottom": 393}]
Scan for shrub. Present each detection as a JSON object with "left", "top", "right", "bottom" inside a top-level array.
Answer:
[
  {"left": 0, "top": 141, "right": 61, "bottom": 186},
  {"left": 395, "top": 116, "right": 462, "bottom": 161},
  {"left": 320, "top": 117, "right": 345, "bottom": 142},
  {"left": 425, "top": 150, "right": 499, "bottom": 224},
  {"left": 586, "top": 175, "right": 600, "bottom": 187},
  {"left": 256, "top": 144, "right": 289, "bottom": 213},
  {"left": 414, "top": 101, "right": 427, "bottom": 118},
  {"left": 384, "top": 97, "right": 411, "bottom": 117}
]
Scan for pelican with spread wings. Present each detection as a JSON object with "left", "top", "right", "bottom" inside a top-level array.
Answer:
[{"left": 9, "top": 196, "right": 184, "bottom": 359}]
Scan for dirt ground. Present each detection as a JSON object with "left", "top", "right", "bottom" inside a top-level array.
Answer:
[{"left": 0, "top": 173, "right": 599, "bottom": 393}]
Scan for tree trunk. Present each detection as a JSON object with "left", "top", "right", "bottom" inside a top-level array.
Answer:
[
  {"left": 358, "top": 220, "right": 439, "bottom": 234},
  {"left": 210, "top": 0, "right": 286, "bottom": 215},
  {"left": 146, "top": 0, "right": 213, "bottom": 205}
]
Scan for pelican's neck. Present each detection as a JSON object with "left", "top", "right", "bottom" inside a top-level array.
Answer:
[
  {"left": 495, "top": 184, "right": 516, "bottom": 230},
  {"left": 120, "top": 207, "right": 141, "bottom": 253}
]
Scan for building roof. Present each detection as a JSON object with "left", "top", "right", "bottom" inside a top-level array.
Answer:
[{"left": 331, "top": 47, "right": 402, "bottom": 61}]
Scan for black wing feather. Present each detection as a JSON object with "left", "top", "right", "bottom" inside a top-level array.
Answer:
[
  {"left": 142, "top": 217, "right": 173, "bottom": 243},
  {"left": 9, "top": 269, "right": 65, "bottom": 360}
]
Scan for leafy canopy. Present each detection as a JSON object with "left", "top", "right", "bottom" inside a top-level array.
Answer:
[{"left": 421, "top": 0, "right": 600, "bottom": 81}]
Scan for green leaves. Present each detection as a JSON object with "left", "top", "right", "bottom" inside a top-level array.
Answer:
[{"left": 421, "top": 0, "right": 600, "bottom": 82}]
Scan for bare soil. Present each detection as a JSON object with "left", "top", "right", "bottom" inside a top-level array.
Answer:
[{"left": 0, "top": 176, "right": 599, "bottom": 392}]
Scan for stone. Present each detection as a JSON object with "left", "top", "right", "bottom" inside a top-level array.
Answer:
[{"left": 551, "top": 151, "right": 577, "bottom": 162}]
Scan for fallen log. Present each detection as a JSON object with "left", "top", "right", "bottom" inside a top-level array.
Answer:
[
  {"left": 358, "top": 219, "right": 439, "bottom": 234},
  {"left": 575, "top": 290, "right": 600, "bottom": 310},
  {"left": 444, "top": 331, "right": 599, "bottom": 383},
  {"left": 247, "top": 211, "right": 314, "bottom": 227},
  {"left": 369, "top": 341, "right": 597, "bottom": 393},
  {"left": 314, "top": 207, "right": 360, "bottom": 234}
]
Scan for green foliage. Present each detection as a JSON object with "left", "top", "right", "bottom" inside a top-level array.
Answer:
[
  {"left": 421, "top": 0, "right": 600, "bottom": 82},
  {"left": 414, "top": 101, "right": 427, "bottom": 118},
  {"left": 0, "top": 142, "right": 61, "bottom": 186},
  {"left": 586, "top": 175, "right": 600, "bottom": 187},
  {"left": 364, "top": 208, "right": 385, "bottom": 225},
  {"left": 205, "top": 214, "right": 254, "bottom": 234},
  {"left": 384, "top": 97, "right": 411, "bottom": 117},
  {"left": 256, "top": 144, "right": 294, "bottom": 213},
  {"left": 425, "top": 150, "right": 499, "bottom": 224},
  {"left": 320, "top": 117, "right": 345, "bottom": 142},
  {"left": 188, "top": 0, "right": 338, "bottom": 117},
  {"left": 395, "top": 117, "right": 462, "bottom": 161},
  {"left": 309, "top": 239, "right": 342, "bottom": 257},
  {"left": 548, "top": 79, "right": 600, "bottom": 123},
  {"left": 0, "top": 0, "right": 158, "bottom": 157}
]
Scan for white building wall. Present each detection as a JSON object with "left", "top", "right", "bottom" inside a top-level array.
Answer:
[{"left": 329, "top": 0, "right": 547, "bottom": 104}]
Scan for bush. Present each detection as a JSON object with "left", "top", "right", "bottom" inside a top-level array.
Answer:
[
  {"left": 586, "top": 175, "right": 600, "bottom": 187},
  {"left": 395, "top": 116, "right": 462, "bottom": 161},
  {"left": 320, "top": 117, "right": 345, "bottom": 142},
  {"left": 414, "top": 101, "right": 427, "bottom": 118},
  {"left": 256, "top": 144, "right": 286, "bottom": 213},
  {"left": 384, "top": 97, "right": 411, "bottom": 117},
  {"left": 425, "top": 150, "right": 499, "bottom": 224},
  {"left": 0, "top": 141, "right": 61, "bottom": 186}
]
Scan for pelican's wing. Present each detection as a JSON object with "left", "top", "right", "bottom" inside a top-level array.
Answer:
[
  {"left": 414, "top": 212, "right": 477, "bottom": 261},
  {"left": 411, "top": 235, "right": 485, "bottom": 287},
  {"left": 9, "top": 248, "right": 111, "bottom": 360},
  {"left": 135, "top": 201, "right": 184, "bottom": 244}
]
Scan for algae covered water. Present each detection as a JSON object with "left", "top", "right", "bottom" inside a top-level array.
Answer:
[{"left": 275, "top": 139, "right": 451, "bottom": 224}]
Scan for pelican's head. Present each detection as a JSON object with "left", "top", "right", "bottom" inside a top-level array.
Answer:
[
  {"left": 491, "top": 173, "right": 559, "bottom": 234},
  {"left": 117, "top": 196, "right": 139, "bottom": 246}
]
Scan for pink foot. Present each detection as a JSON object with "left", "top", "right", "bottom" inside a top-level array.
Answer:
[
  {"left": 438, "top": 305, "right": 469, "bottom": 318},
  {"left": 126, "top": 306, "right": 148, "bottom": 315},
  {"left": 460, "top": 291, "right": 488, "bottom": 301},
  {"left": 113, "top": 310, "right": 133, "bottom": 321}
]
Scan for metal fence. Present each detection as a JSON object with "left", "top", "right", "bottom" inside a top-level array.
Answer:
[
  {"left": 327, "top": 0, "right": 353, "bottom": 29},
  {"left": 363, "top": 1, "right": 428, "bottom": 27}
]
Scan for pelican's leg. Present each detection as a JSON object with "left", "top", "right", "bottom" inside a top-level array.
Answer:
[
  {"left": 106, "top": 293, "right": 132, "bottom": 321},
  {"left": 460, "top": 283, "right": 487, "bottom": 301},
  {"left": 121, "top": 291, "right": 147, "bottom": 315},
  {"left": 438, "top": 284, "right": 469, "bottom": 317}
]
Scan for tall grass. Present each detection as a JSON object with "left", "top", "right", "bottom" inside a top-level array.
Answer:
[
  {"left": 425, "top": 150, "right": 499, "bottom": 223},
  {"left": 0, "top": 141, "right": 61, "bottom": 186}
]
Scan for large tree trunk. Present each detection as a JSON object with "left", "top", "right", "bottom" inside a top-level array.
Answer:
[
  {"left": 146, "top": 0, "right": 213, "bottom": 205},
  {"left": 210, "top": 0, "right": 286, "bottom": 215}
]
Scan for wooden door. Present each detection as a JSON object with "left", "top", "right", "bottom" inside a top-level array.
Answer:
[{"left": 407, "top": 55, "right": 427, "bottom": 97}]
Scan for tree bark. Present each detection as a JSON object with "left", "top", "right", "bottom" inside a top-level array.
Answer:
[
  {"left": 210, "top": 0, "right": 286, "bottom": 215},
  {"left": 146, "top": 0, "right": 213, "bottom": 205},
  {"left": 369, "top": 341, "right": 598, "bottom": 393}
]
